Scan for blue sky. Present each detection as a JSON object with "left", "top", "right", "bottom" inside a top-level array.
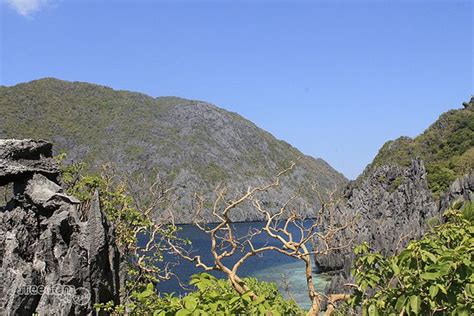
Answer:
[{"left": 1, "top": 0, "right": 472, "bottom": 179}]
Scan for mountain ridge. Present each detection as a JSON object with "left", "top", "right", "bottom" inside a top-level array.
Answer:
[{"left": 0, "top": 78, "right": 347, "bottom": 223}]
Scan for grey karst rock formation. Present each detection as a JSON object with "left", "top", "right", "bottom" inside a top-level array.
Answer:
[
  {"left": 316, "top": 159, "right": 434, "bottom": 296},
  {"left": 439, "top": 172, "right": 474, "bottom": 211},
  {"left": 317, "top": 159, "right": 474, "bottom": 296},
  {"left": 0, "top": 139, "right": 121, "bottom": 315},
  {"left": 316, "top": 159, "right": 438, "bottom": 273}
]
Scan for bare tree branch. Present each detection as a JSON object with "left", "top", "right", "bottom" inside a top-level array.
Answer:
[{"left": 165, "top": 162, "right": 356, "bottom": 314}]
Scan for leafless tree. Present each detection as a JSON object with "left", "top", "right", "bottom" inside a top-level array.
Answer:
[{"left": 165, "top": 162, "right": 356, "bottom": 315}]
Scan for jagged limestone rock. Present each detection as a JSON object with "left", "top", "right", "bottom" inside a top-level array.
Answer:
[
  {"left": 315, "top": 159, "right": 438, "bottom": 294},
  {"left": 317, "top": 159, "right": 474, "bottom": 297},
  {"left": 440, "top": 172, "right": 474, "bottom": 210},
  {"left": 317, "top": 159, "right": 437, "bottom": 272},
  {"left": 0, "top": 139, "right": 121, "bottom": 315},
  {"left": 25, "top": 173, "right": 80, "bottom": 212},
  {"left": 0, "top": 139, "right": 53, "bottom": 159},
  {"left": 0, "top": 139, "right": 60, "bottom": 186}
]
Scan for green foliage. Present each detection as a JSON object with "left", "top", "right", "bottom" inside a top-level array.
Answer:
[
  {"left": 105, "top": 273, "right": 303, "bottom": 316},
  {"left": 451, "top": 148, "right": 474, "bottom": 176},
  {"left": 426, "top": 164, "right": 457, "bottom": 197},
  {"left": 58, "top": 159, "right": 151, "bottom": 249},
  {"left": 349, "top": 203, "right": 474, "bottom": 315},
  {"left": 461, "top": 201, "right": 474, "bottom": 221},
  {"left": 196, "top": 162, "right": 228, "bottom": 184},
  {"left": 427, "top": 217, "right": 442, "bottom": 230},
  {"left": 371, "top": 137, "right": 416, "bottom": 169},
  {"left": 388, "top": 176, "right": 404, "bottom": 193}
]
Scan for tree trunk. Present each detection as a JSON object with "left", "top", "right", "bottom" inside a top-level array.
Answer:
[{"left": 303, "top": 251, "right": 321, "bottom": 316}]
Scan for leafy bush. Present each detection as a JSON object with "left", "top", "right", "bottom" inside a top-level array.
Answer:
[
  {"left": 451, "top": 148, "right": 474, "bottom": 176},
  {"left": 426, "top": 164, "right": 457, "bottom": 197},
  {"left": 348, "top": 202, "right": 474, "bottom": 315},
  {"left": 388, "top": 176, "right": 404, "bottom": 193},
  {"left": 98, "top": 273, "right": 303, "bottom": 315}
]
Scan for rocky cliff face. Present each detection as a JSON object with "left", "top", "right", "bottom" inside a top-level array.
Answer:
[
  {"left": 316, "top": 159, "right": 439, "bottom": 275},
  {"left": 0, "top": 139, "right": 121, "bottom": 315},
  {"left": 316, "top": 159, "right": 474, "bottom": 297}
]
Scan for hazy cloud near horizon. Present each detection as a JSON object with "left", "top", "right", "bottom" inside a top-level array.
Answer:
[{"left": 5, "top": 0, "right": 53, "bottom": 16}]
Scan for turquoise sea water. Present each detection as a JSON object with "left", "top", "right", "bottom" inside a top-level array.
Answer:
[{"left": 250, "top": 261, "right": 330, "bottom": 310}]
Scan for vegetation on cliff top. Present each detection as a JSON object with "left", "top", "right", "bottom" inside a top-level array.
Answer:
[{"left": 361, "top": 98, "right": 474, "bottom": 196}]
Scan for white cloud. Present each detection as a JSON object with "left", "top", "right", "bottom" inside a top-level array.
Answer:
[{"left": 5, "top": 0, "right": 51, "bottom": 17}]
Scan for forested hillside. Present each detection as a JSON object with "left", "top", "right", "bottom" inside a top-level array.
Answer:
[{"left": 0, "top": 78, "right": 347, "bottom": 222}]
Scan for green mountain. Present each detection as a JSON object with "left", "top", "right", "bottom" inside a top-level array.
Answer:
[
  {"left": 359, "top": 97, "right": 474, "bottom": 195},
  {"left": 0, "top": 78, "right": 347, "bottom": 222}
]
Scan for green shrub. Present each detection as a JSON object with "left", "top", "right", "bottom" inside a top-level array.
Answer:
[
  {"left": 98, "top": 273, "right": 303, "bottom": 315},
  {"left": 461, "top": 201, "right": 474, "bottom": 221},
  {"left": 426, "top": 164, "right": 457, "bottom": 197},
  {"left": 348, "top": 203, "right": 474, "bottom": 315},
  {"left": 451, "top": 148, "right": 474, "bottom": 177},
  {"left": 388, "top": 176, "right": 404, "bottom": 193}
]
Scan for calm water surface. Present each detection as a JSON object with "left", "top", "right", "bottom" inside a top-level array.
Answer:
[{"left": 156, "top": 221, "right": 329, "bottom": 309}]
